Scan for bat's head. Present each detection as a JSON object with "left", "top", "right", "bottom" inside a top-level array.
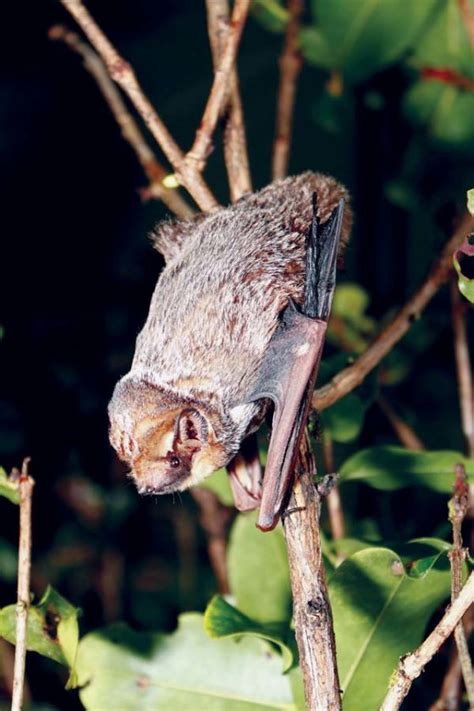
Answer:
[{"left": 108, "top": 377, "right": 230, "bottom": 494}]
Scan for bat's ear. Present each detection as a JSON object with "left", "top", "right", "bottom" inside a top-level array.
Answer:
[{"left": 175, "top": 408, "right": 209, "bottom": 445}]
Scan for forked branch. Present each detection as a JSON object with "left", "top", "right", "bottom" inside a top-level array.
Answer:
[
  {"left": 206, "top": 0, "right": 252, "bottom": 201},
  {"left": 60, "top": 0, "right": 218, "bottom": 212},
  {"left": 187, "top": 0, "right": 251, "bottom": 179},
  {"left": 49, "top": 24, "right": 195, "bottom": 219}
]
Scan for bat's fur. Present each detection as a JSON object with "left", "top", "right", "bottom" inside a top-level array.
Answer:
[{"left": 109, "top": 172, "right": 352, "bottom": 494}]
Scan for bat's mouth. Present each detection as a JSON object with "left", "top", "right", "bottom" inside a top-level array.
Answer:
[
  {"left": 137, "top": 481, "right": 183, "bottom": 496},
  {"left": 130, "top": 456, "right": 192, "bottom": 496}
]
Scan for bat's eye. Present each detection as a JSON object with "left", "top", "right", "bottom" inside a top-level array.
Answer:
[{"left": 169, "top": 455, "right": 181, "bottom": 468}]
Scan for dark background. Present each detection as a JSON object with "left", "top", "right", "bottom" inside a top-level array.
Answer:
[{"left": 0, "top": 1, "right": 472, "bottom": 708}]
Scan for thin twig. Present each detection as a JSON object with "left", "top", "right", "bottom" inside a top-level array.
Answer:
[
  {"left": 205, "top": 0, "right": 252, "bottom": 201},
  {"left": 185, "top": 0, "right": 251, "bottom": 175},
  {"left": 191, "top": 488, "right": 233, "bottom": 594},
  {"left": 448, "top": 463, "right": 474, "bottom": 705},
  {"left": 322, "top": 434, "right": 345, "bottom": 542},
  {"left": 0, "top": 639, "right": 31, "bottom": 707},
  {"left": 272, "top": 0, "right": 304, "bottom": 180},
  {"left": 377, "top": 394, "right": 425, "bottom": 451},
  {"left": 59, "top": 0, "right": 219, "bottom": 212},
  {"left": 283, "top": 433, "right": 341, "bottom": 710},
  {"left": 459, "top": 0, "right": 474, "bottom": 49},
  {"left": 451, "top": 280, "right": 474, "bottom": 458},
  {"left": 11, "top": 459, "right": 34, "bottom": 711},
  {"left": 379, "top": 571, "right": 474, "bottom": 711},
  {"left": 313, "top": 212, "right": 474, "bottom": 412},
  {"left": 49, "top": 25, "right": 195, "bottom": 219}
]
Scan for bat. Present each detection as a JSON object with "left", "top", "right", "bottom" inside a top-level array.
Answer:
[{"left": 108, "top": 172, "right": 351, "bottom": 530}]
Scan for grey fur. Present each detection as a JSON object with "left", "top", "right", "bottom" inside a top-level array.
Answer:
[{"left": 109, "top": 172, "right": 352, "bottom": 492}]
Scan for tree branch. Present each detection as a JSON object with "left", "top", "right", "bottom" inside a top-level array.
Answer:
[
  {"left": 379, "top": 571, "right": 474, "bottom": 711},
  {"left": 272, "top": 0, "right": 304, "bottom": 180},
  {"left": 205, "top": 0, "right": 252, "bottom": 201},
  {"left": 448, "top": 463, "right": 474, "bottom": 705},
  {"left": 185, "top": 0, "right": 250, "bottom": 176},
  {"left": 59, "top": 0, "right": 219, "bottom": 212},
  {"left": 377, "top": 394, "right": 425, "bottom": 451},
  {"left": 451, "top": 280, "right": 474, "bottom": 458},
  {"left": 283, "top": 433, "right": 341, "bottom": 710},
  {"left": 313, "top": 212, "right": 474, "bottom": 412},
  {"left": 49, "top": 24, "right": 195, "bottom": 219},
  {"left": 11, "top": 459, "right": 34, "bottom": 711}
]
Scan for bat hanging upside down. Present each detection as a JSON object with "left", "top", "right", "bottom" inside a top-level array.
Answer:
[{"left": 108, "top": 172, "right": 352, "bottom": 530}]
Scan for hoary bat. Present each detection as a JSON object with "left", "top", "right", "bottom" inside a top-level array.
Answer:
[{"left": 108, "top": 172, "right": 352, "bottom": 530}]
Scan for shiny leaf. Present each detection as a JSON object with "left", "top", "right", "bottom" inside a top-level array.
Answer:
[
  {"left": 0, "top": 586, "right": 79, "bottom": 687},
  {"left": 339, "top": 446, "right": 474, "bottom": 492},
  {"left": 453, "top": 234, "right": 474, "bottom": 303},
  {"left": 228, "top": 512, "right": 292, "bottom": 624},
  {"left": 305, "top": 0, "right": 441, "bottom": 82},
  {"left": 330, "top": 545, "right": 451, "bottom": 710},
  {"left": 410, "top": 0, "right": 474, "bottom": 76},
  {"left": 77, "top": 614, "right": 297, "bottom": 710},
  {"left": 204, "top": 595, "right": 294, "bottom": 672}
]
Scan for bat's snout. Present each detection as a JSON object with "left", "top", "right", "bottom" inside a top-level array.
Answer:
[{"left": 131, "top": 455, "right": 191, "bottom": 495}]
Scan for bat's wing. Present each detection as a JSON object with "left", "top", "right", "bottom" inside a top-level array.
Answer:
[{"left": 245, "top": 196, "right": 344, "bottom": 531}]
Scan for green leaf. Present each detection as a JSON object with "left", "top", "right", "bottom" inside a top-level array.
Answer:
[
  {"left": 199, "top": 468, "right": 234, "bottom": 507},
  {"left": 328, "top": 283, "right": 376, "bottom": 353},
  {"left": 468, "top": 188, "right": 474, "bottom": 216},
  {"left": 453, "top": 234, "right": 474, "bottom": 303},
  {"left": 0, "top": 467, "right": 19, "bottom": 505},
  {"left": 332, "top": 283, "right": 370, "bottom": 318},
  {"left": 320, "top": 392, "right": 365, "bottom": 443},
  {"left": 410, "top": 0, "right": 474, "bottom": 77},
  {"left": 204, "top": 596, "right": 294, "bottom": 672},
  {"left": 404, "top": 80, "right": 474, "bottom": 147},
  {"left": 0, "top": 538, "right": 17, "bottom": 582},
  {"left": 77, "top": 613, "right": 298, "bottom": 710},
  {"left": 339, "top": 445, "right": 474, "bottom": 492},
  {"left": 307, "top": 0, "right": 441, "bottom": 82},
  {"left": 228, "top": 512, "right": 292, "bottom": 624},
  {"left": 0, "top": 586, "right": 80, "bottom": 687},
  {"left": 298, "top": 28, "right": 334, "bottom": 70},
  {"left": 251, "top": 0, "right": 289, "bottom": 33},
  {"left": 330, "top": 545, "right": 451, "bottom": 710}
]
